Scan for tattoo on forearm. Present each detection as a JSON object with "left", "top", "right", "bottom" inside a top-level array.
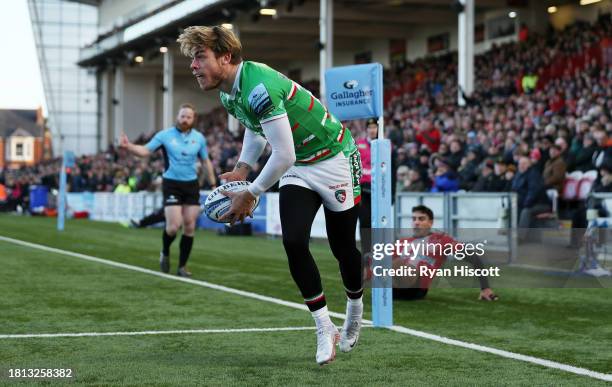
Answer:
[{"left": 235, "top": 162, "right": 252, "bottom": 173}]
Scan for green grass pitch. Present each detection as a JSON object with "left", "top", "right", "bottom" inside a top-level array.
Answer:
[{"left": 0, "top": 215, "right": 610, "bottom": 385}]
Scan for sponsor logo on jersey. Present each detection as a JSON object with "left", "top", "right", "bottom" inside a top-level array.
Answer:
[
  {"left": 350, "top": 150, "right": 362, "bottom": 186},
  {"left": 248, "top": 83, "right": 275, "bottom": 118},
  {"left": 281, "top": 174, "right": 300, "bottom": 180},
  {"left": 335, "top": 189, "right": 347, "bottom": 203},
  {"left": 328, "top": 183, "right": 349, "bottom": 190}
]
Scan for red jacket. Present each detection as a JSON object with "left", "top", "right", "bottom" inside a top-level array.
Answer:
[{"left": 416, "top": 128, "right": 441, "bottom": 152}]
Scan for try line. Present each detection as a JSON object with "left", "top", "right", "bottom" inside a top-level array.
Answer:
[{"left": 0, "top": 235, "right": 610, "bottom": 382}]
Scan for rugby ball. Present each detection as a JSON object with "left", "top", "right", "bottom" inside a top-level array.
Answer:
[{"left": 204, "top": 181, "right": 260, "bottom": 223}]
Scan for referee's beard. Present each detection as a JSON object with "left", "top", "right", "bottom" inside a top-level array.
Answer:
[{"left": 177, "top": 119, "right": 193, "bottom": 132}]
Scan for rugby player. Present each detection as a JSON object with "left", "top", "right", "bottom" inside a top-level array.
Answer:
[
  {"left": 177, "top": 25, "right": 363, "bottom": 365},
  {"left": 393, "top": 205, "right": 499, "bottom": 301}
]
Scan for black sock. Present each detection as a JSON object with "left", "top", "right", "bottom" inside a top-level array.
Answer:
[
  {"left": 179, "top": 235, "right": 194, "bottom": 268},
  {"left": 345, "top": 288, "right": 364, "bottom": 300},
  {"left": 162, "top": 230, "right": 176, "bottom": 256},
  {"left": 140, "top": 208, "right": 165, "bottom": 228},
  {"left": 305, "top": 293, "right": 327, "bottom": 312}
]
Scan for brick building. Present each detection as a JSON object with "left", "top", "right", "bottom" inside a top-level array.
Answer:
[{"left": 0, "top": 108, "right": 51, "bottom": 170}]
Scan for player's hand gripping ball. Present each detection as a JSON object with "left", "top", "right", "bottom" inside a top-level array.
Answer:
[{"left": 204, "top": 181, "right": 260, "bottom": 223}]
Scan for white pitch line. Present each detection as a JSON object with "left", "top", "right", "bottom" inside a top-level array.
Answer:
[
  {"left": 0, "top": 327, "right": 316, "bottom": 339},
  {"left": 0, "top": 326, "right": 375, "bottom": 340},
  {"left": 1, "top": 235, "right": 611, "bottom": 382},
  {"left": 388, "top": 326, "right": 612, "bottom": 382}
]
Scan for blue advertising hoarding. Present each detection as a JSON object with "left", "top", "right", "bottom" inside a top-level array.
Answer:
[{"left": 324, "top": 63, "right": 383, "bottom": 121}]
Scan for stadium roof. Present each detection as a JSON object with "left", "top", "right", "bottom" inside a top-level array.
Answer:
[{"left": 77, "top": 0, "right": 514, "bottom": 68}]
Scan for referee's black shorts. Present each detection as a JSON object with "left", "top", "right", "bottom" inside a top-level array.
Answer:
[{"left": 162, "top": 178, "right": 200, "bottom": 207}]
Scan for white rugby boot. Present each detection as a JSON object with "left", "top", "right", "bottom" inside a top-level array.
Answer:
[
  {"left": 339, "top": 297, "right": 363, "bottom": 352},
  {"left": 316, "top": 324, "right": 340, "bottom": 365}
]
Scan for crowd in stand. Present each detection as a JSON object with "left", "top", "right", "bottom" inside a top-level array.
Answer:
[
  {"left": 1, "top": 16, "right": 611, "bottom": 220},
  {"left": 384, "top": 17, "right": 611, "bottom": 197}
]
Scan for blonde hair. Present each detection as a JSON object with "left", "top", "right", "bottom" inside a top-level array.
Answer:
[{"left": 177, "top": 25, "right": 242, "bottom": 64}]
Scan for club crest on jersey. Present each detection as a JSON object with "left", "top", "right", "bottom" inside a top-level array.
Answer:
[
  {"left": 335, "top": 189, "right": 346, "bottom": 203},
  {"left": 248, "top": 83, "right": 275, "bottom": 118}
]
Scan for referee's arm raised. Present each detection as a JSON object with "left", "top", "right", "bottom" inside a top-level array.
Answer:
[{"left": 119, "top": 132, "right": 151, "bottom": 158}]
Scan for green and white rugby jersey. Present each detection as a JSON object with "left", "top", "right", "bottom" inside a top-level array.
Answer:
[{"left": 220, "top": 61, "right": 356, "bottom": 165}]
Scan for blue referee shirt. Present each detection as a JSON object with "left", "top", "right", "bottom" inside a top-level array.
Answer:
[{"left": 145, "top": 127, "right": 209, "bottom": 181}]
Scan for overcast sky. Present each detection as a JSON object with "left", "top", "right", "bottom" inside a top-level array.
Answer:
[{"left": 0, "top": 0, "right": 46, "bottom": 112}]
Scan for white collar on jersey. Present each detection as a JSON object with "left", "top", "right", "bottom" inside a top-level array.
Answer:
[{"left": 230, "top": 61, "right": 244, "bottom": 99}]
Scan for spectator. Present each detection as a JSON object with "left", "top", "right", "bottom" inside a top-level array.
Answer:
[
  {"left": 570, "top": 133, "right": 597, "bottom": 171},
  {"left": 431, "top": 158, "right": 459, "bottom": 193},
  {"left": 458, "top": 149, "right": 481, "bottom": 190},
  {"left": 521, "top": 67, "right": 538, "bottom": 94},
  {"left": 543, "top": 144, "right": 567, "bottom": 193},
  {"left": 592, "top": 129, "right": 612, "bottom": 168},
  {"left": 447, "top": 140, "right": 464, "bottom": 170},
  {"left": 395, "top": 165, "right": 410, "bottom": 192},
  {"left": 504, "top": 164, "right": 517, "bottom": 189},
  {"left": 493, "top": 160, "right": 512, "bottom": 191},
  {"left": 404, "top": 143, "right": 421, "bottom": 170},
  {"left": 472, "top": 159, "right": 502, "bottom": 192},
  {"left": 0, "top": 181, "right": 7, "bottom": 211},
  {"left": 537, "top": 136, "right": 553, "bottom": 168},
  {"left": 113, "top": 176, "right": 131, "bottom": 194},
  {"left": 416, "top": 149, "right": 431, "bottom": 188},
  {"left": 555, "top": 137, "right": 573, "bottom": 166},
  {"left": 512, "top": 156, "right": 551, "bottom": 242},
  {"left": 569, "top": 161, "right": 612, "bottom": 247},
  {"left": 69, "top": 166, "right": 87, "bottom": 193},
  {"left": 519, "top": 23, "right": 529, "bottom": 42},
  {"left": 415, "top": 118, "right": 441, "bottom": 152},
  {"left": 399, "top": 168, "right": 427, "bottom": 192}
]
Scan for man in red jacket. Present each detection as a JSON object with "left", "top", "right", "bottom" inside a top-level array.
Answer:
[{"left": 415, "top": 118, "right": 441, "bottom": 152}]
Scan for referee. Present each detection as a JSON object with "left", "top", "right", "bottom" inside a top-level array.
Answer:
[{"left": 119, "top": 103, "right": 216, "bottom": 276}]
